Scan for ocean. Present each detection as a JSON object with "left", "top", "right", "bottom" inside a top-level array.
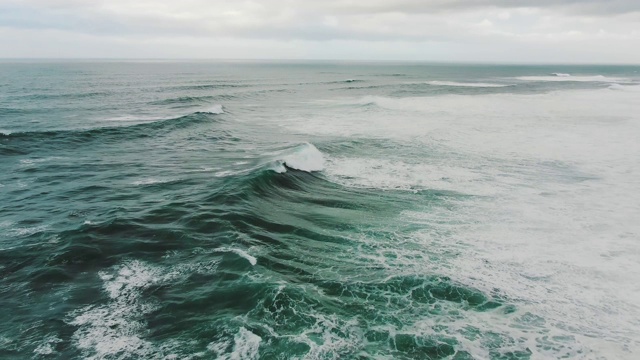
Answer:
[{"left": 1, "top": 61, "right": 639, "bottom": 359}]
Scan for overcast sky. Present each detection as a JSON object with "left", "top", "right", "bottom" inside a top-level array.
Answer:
[{"left": 1, "top": 0, "right": 639, "bottom": 63}]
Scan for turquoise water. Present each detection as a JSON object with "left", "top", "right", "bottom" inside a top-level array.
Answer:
[{"left": 1, "top": 61, "right": 639, "bottom": 359}]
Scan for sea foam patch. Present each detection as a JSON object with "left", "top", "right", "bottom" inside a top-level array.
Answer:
[{"left": 67, "top": 259, "right": 220, "bottom": 359}]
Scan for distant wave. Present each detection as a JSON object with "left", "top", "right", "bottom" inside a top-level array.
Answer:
[
  {"left": 311, "top": 79, "right": 365, "bottom": 85},
  {"left": 0, "top": 108, "right": 225, "bottom": 151},
  {"left": 0, "top": 107, "right": 28, "bottom": 115},
  {"left": 149, "top": 96, "right": 216, "bottom": 106},
  {"left": 608, "top": 83, "right": 640, "bottom": 92},
  {"left": 331, "top": 84, "right": 394, "bottom": 92},
  {"left": 16, "top": 92, "right": 111, "bottom": 100},
  {"left": 426, "top": 81, "right": 511, "bottom": 88},
  {"left": 173, "top": 83, "right": 250, "bottom": 91},
  {"left": 516, "top": 75, "right": 626, "bottom": 83}
]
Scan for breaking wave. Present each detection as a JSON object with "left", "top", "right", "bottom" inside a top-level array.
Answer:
[
  {"left": 426, "top": 80, "right": 511, "bottom": 88},
  {"left": 0, "top": 108, "right": 226, "bottom": 151},
  {"left": 269, "top": 143, "right": 326, "bottom": 173},
  {"left": 516, "top": 74, "right": 627, "bottom": 82}
]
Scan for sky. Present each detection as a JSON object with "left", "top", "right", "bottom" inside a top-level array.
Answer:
[{"left": 0, "top": 0, "right": 639, "bottom": 63}]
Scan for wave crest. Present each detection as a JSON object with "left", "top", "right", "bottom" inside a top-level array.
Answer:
[
  {"left": 199, "top": 104, "right": 224, "bottom": 114},
  {"left": 426, "top": 81, "right": 510, "bottom": 88},
  {"left": 271, "top": 143, "right": 325, "bottom": 173},
  {"left": 608, "top": 83, "right": 640, "bottom": 92},
  {"left": 517, "top": 75, "right": 626, "bottom": 83}
]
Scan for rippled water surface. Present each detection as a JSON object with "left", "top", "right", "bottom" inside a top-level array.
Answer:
[{"left": 1, "top": 61, "right": 639, "bottom": 359}]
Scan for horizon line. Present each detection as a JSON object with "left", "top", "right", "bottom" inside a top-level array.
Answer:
[{"left": 0, "top": 58, "right": 639, "bottom": 66}]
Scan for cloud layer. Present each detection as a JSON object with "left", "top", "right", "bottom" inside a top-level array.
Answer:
[{"left": 1, "top": 0, "right": 639, "bottom": 62}]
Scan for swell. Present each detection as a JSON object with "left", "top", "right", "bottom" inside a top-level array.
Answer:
[
  {"left": 149, "top": 95, "right": 217, "bottom": 106},
  {"left": 0, "top": 110, "right": 225, "bottom": 152},
  {"left": 8, "top": 92, "right": 111, "bottom": 101},
  {"left": 0, "top": 107, "right": 30, "bottom": 116},
  {"left": 172, "top": 83, "right": 251, "bottom": 91},
  {"left": 0, "top": 148, "right": 504, "bottom": 359}
]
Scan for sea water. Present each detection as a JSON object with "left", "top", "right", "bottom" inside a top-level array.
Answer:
[{"left": 1, "top": 61, "right": 639, "bottom": 359}]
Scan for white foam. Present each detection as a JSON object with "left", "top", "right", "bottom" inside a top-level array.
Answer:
[
  {"left": 33, "top": 335, "right": 62, "bottom": 356},
  {"left": 426, "top": 80, "right": 510, "bottom": 88},
  {"left": 608, "top": 83, "right": 640, "bottom": 92},
  {"left": 202, "top": 104, "right": 224, "bottom": 114},
  {"left": 552, "top": 73, "right": 571, "bottom": 77},
  {"left": 324, "top": 156, "right": 489, "bottom": 195},
  {"left": 19, "top": 157, "right": 62, "bottom": 166},
  {"left": 132, "top": 178, "right": 173, "bottom": 186},
  {"left": 67, "top": 259, "right": 220, "bottom": 359},
  {"left": 272, "top": 86, "right": 640, "bottom": 356},
  {"left": 206, "top": 327, "right": 262, "bottom": 360},
  {"left": 7, "top": 225, "right": 49, "bottom": 237},
  {"left": 291, "top": 314, "right": 362, "bottom": 359},
  {"left": 516, "top": 75, "right": 626, "bottom": 82},
  {"left": 68, "top": 261, "right": 162, "bottom": 359},
  {"left": 277, "top": 143, "right": 325, "bottom": 173},
  {"left": 0, "top": 129, "right": 12, "bottom": 135},
  {"left": 229, "top": 328, "right": 261, "bottom": 360},
  {"left": 214, "top": 247, "right": 257, "bottom": 266}
]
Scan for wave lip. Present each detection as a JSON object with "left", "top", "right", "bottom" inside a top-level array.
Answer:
[
  {"left": 276, "top": 143, "right": 325, "bottom": 173},
  {"left": 426, "top": 80, "right": 510, "bottom": 88},
  {"left": 2, "top": 106, "right": 225, "bottom": 146},
  {"left": 198, "top": 104, "right": 224, "bottom": 114}
]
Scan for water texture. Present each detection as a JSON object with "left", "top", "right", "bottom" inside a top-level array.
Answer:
[{"left": 1, "top": 61, "right": 639, "bottom": 359}]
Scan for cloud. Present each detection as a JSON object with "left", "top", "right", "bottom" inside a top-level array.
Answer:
[{"left": 0, "top": 0, "right": 639, "bottom": 62}]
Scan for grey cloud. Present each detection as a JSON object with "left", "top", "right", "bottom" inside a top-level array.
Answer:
[
  {"left": 1, "top": 0, "right": 639, "bottom": 61},
  {"left": 318, "top": 0, "right": 640, "bottom": 15}
]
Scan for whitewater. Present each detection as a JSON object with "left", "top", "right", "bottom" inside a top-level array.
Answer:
[{"left": 0, "top": 61, "right": 639, "bottom": 359}]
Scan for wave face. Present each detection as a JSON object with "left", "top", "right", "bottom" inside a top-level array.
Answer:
[{"left": 1, "top": 61, "right": 639, "bottom": 359}]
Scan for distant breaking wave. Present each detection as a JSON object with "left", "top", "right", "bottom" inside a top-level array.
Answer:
[
  {"left": 516, "top": 74, "right": 627, "bottom": 82},
  {"left": 608, "top": 83, "right": 640, "bottom": 92},
  {"left": 0, "top": 108, "right": 226, "bottom": 152},
  {"left": 426, "top": 81, "right": 511, "bottom": 88}
]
